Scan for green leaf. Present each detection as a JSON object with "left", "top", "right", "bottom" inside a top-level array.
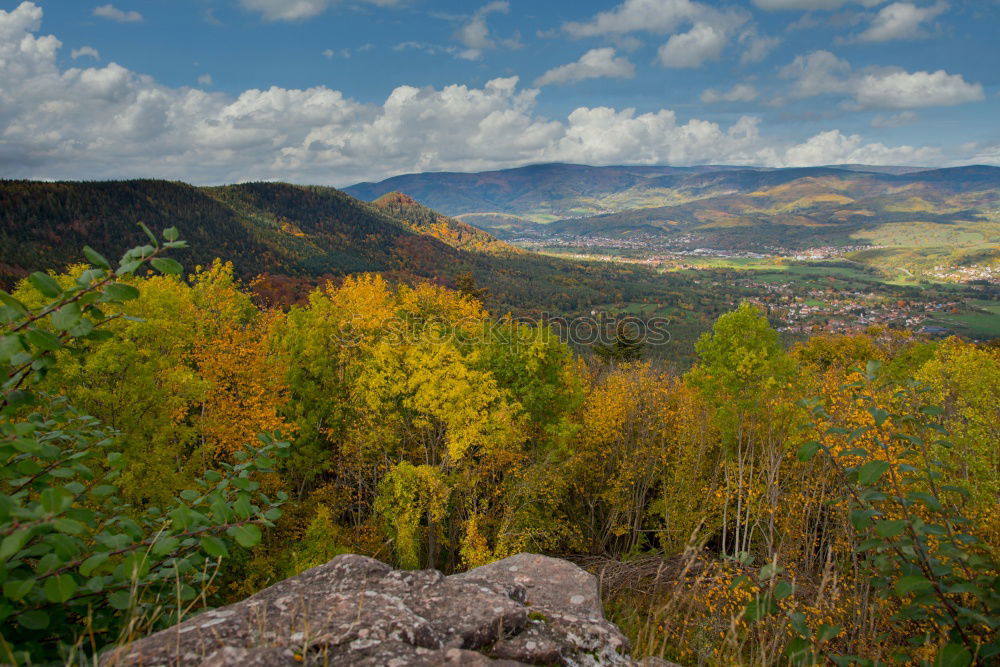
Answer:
[
  {"left": 934, "top": 644, "right": 971, "bottom": 667},
  {"left": 151, "top": 257, "right": 183, "bottom": 275},
  {"left": 116, "top": 260, "right": 142, "bottom": 276},
  {"left": 744, "top": 594, "right": 777, "bottom": 621},
  {"left": 850, "top": 509, "right": 876, "bottom": 531},
  {"left": 230, "top": 524, "right": 261, "bottom": 548},
  {"left": 895, "top": 575, "right": 933, "bottom": 596},
  {"left": 138, "top": 222, "right": 159, "bottom": 247},
  {"left": 797, "top": 441, "right": 820, "bottom": 462},
  {"left": 43, "top": 574, "right": 77, "bottom": 603},
  {"left": 103, "top": 282, "right": 140, "bottom": 302},
  {"left": 233, "top": 495, "right": 253, "bottom": 519},
  {"left": 108, "top": 590, "right": 132, "bottom": 611},
  {"left": 1, "top": 528, "right": 32, "bottom": 561},
  {"left": 40, "top": 487, "right": 72, "bottom": 514},
  {"left": 0, "top": 333, "right": 25, "bottom": 361},
  {"left": 869, "top": 408, "right": 890, "bottom": 428},
  {"left": 80, "top": 553, "right": 109, "bottom": 576},
  {"left": 90, "top": 484, "right": 118, "bottom": 498},
  {"left": 874, "top": 520, "right": 907, "bottom": 538},
  {"left": 865, "top": 359, "right": 881, "bottom": 379},
  {"left": 51, "top": 302, "right": 82, "bottom": 331},
  {"left": 200, "top": 535, "right": 228, "bottom": 558},
  {"left": 2, "top": 578, "right": 36, "bottom": 602},
  {"left": 858, "top": 460, "right": 890, "bottom": 485},
  {"left": 17, "top": 610, "right": 49, "bottom": 630},
  {"left": 0, "top": 290, "right": 29, "bottom": 316},
  {"left": 53, "top": 518, "right": 86, "bottom": 535},
  {"left": 163, "top": 226, "right": 180, "bottom": 242},
  {"left": 152, "top": 536, "right": 180, "bottom": 556},
  {"left": 816, "top": 624, "right": 841, "bottom": 643},
  {"left": 83, "top": 245, "right": 112, "bottom": 269},
  {"left": 25, "top": 328, "right": 62, "bottom": 351},
  {"left": 29, "top": 272, "right": 62, "bottom": 298},
  {"left": 773, "top": 580, "right": 794, "bottom": 600}
]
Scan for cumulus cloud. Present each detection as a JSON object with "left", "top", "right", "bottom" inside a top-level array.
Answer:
[
  {"left": 198, "top": 73, "right": 213, "bottom": 86},
  {"left": 93, "top": 4, "right": 142, "bottom": 23},
  {"left": 563, "top": 0, "right": 709, "bottom": 37},
  {"left": 782, "top": 129, "right": 937, "bottom": 166},
  {"left": 853, "top": 1, "right": 947, "bottom": 42},
  {"left": 779, "top": 50, "right": 854, "bottom": 98},
  {"left": 753, "top": 0, "right": 885, "bottom": 9},
  {"left": 780, "top": 50, "right": 983, "bottom": 108},
  {"left": 701, "top": 84, "right": 759, "bottom": 103},
  {"left": 657, "top": 23, "right": 727, "bottom": 68},
  {"left": 71, "top": 46, "right": 100, "bottom": 60},
  {"left": 534, "top": 48, "right": 635, "bottom": 86},
  {"left": 0, "top": 2, "right": 974, "bottom": 185},
  {"left": 563, "top": 0, "right": 747, "bottom": 69},
  {"left": 854, "top": 69, "right": 983, "bottom": 108},
  {"left": 455, "top": 1, "right": 521, "bottom": 60}
]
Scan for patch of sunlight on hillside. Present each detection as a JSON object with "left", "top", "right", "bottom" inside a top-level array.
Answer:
[{"left": 884, "top": 197, "right": 942, "bottom": 213}]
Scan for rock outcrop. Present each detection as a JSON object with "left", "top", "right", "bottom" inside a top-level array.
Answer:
[{"left": 102, "top": 553, "right": 641, "bottom": 666}]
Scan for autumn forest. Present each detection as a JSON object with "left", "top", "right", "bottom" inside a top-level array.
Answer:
[{"left": 1, "top": 219, "right": 997, "bottom": 666}]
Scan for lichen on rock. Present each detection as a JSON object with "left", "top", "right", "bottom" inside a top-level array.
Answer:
[{"left": 101, "top": 553, "right": 638, "bottom": 666}]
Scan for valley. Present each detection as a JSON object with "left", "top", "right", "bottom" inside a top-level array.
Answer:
[{"left": 348, "top": 162, "right": 1000, "bottom": 346}]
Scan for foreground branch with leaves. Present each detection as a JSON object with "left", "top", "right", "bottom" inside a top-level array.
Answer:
[{"left": 0, "top": 229, "right": 288, "bottom": 664}]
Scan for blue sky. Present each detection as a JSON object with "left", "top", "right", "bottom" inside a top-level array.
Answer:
[{"left": 1, "top": 0, "right": 998, "bottom": 185}]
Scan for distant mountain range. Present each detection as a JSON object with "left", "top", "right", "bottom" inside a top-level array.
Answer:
[{"left": 344, "top": 163, "right": 1000, "bottom": 245}]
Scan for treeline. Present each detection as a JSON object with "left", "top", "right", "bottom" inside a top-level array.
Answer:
[{"left": 1, "top": 239, "right": 997, "bottom": 664}]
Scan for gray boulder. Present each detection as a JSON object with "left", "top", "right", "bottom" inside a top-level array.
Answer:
[{"left": 101, "top": 553, "right": 635, "bottom": 666}]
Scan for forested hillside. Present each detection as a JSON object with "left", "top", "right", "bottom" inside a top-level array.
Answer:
[
  {"left": 2, "top": 236, "right": 997, "bottom": 664},
  {"left": 5, "top": 179, "right": 807, "bottom": 364}
]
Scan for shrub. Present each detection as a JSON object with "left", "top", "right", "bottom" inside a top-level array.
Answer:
[{"left": 0, "top": 228, "right": 287, "bottom": 663}]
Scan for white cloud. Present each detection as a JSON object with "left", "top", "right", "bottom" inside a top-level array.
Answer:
[
  {"left": 534, "top": 48, "right": 635, "bottom": 86},
  {"left": 455, "top": 1, "right": 521, "bottom": 60},
  {"left": 739, "top": 30, "right": 780, "bottom": 64},
  {"left": 323, "top": 48, "right": 352, "bottom": 59},
  {"left": 93, "top": 4, "right": 143, "bottom": 23},
  {"left": 239, "top": 0, "right": 402, "bottom": 22},
  {"left": 198, "top": 73, "right": 213, "bottom": 86},
  {"left": 871, "top": 110, "right": 918, "bottom": 127},
  {"left": 393, "top": 41, "right": 458, "bottom": 57},
  {"left": 563, "top": 0, "right": 707, "bottom": 37},
  {"left": 71, "top": 46, "right": 100, "bottom": 60},
  {"left": 782, "top": 129, "right": 937, "bottom": 166},
  {"left": 702, "top": 84, "right": 759, "bottom": 103},
  {"left": 0, "top": 2, "right": 981, "bottom": 186},
  {"left": 779, "top": 50, "right": 983, "bottom": 109},
  {"left": 564, "top": 0, "right": 749, "bottom": 69},
  {"left": 853, "top": 1, "right": 947, "bottom": 42},
  {"left": 779, "top": 50, "right": 853, "bottom": 98},
  {"left": 240, "top": 0, "right": 333, "bottom": 22},
  {"left": 854, "top": 69, "right": 983, "bottom": 108},
  {"left": 657, "top": 22, "right": 727, "bottom": 68},
  {"left": 753, "top": 0, "right": 885, "bottom": 10}
]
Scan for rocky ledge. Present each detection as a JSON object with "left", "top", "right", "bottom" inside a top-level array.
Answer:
[{"left": 101, "top": 553, "right": 659, "bottom": 666}]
